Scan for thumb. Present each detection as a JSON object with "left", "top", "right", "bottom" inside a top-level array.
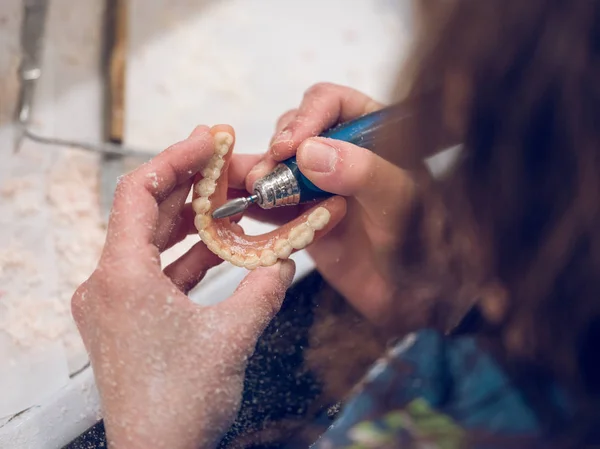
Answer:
[
  {"left": 218, "top": 260, "right": 296, "bottom": 345},
  {"left": 297, "top": 137, "right": 416, "bottom": 222}
]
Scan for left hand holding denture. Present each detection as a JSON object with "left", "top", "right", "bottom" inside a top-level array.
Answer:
[{"left": 71, "top": 125, "right": 297, "bottom": 449}]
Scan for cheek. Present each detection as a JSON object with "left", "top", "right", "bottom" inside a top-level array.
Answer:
[{"left": 349, "top": 271, "right": 398, "bottom": 327}]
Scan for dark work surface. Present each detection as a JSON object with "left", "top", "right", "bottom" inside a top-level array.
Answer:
[
  {"left": 63, "top": 270, "right": 327, "bottom": 449},
  {"left": 63, "top": 421, "right": 107, "bottom": 449}
]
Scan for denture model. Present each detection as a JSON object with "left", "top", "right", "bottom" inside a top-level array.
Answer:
[{"left": 191, "top": 128, "right": 345, "bottom": 270}]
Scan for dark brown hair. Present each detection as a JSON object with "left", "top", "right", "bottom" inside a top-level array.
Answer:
[{"left": 384, "top": 0, "right": 600, "bottom": 444}]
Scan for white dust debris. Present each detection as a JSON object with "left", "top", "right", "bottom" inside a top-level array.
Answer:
[
  {"left": 146, "top": 171, "right": 159, "bottom": 189},
  {"left": 0, "top": 150, "right": 106, "bottom": 373}
]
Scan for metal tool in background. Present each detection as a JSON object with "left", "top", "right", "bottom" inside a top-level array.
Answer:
[
  {"left": 14, "top": 0, "right": 47, "bottom": 152},
  {"left": 98, "top": 0, "right": 150, "bottom": 220},
  {"left": 14, "top": 0, "right": 154, "bottom": 158},
  {"left": 212, "top": 104, "right": 412, "bottom": 219},
  {"left": 14, "top": 0, "right": 156, "bottom": 220}
]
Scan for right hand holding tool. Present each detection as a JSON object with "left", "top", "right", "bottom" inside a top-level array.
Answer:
[{"left": 234, "top": 83, "right": 419, "bottom": 328}]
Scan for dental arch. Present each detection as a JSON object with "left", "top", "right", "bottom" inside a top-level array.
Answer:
[{"left": 192, "top": 131, "right": 335, "bottom": 270}]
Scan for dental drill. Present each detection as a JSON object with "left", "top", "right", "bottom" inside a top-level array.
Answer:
[{"left": 211, "top": 103, "right": 411, "bottom": 219}]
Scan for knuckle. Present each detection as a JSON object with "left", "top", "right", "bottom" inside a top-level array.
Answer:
[
  {"left": 114, "top": 172, "right": 134, "bottom": 197},
  {"left": 279, "top": 108, "right": 297, "bottom": 121},
  {"left": 364, "top": 98, "right": 384, "bottom": 114},
  {"left": 190, "top": 124, "right": 210, "bottom": 135},
  {"left": 277, "top": 109, "right": 297, "bottom": 123},
  {"left": 71, "top": 278, "right": 94, "bottom": 323},
  {"left": 275, "top": 109, "right": 297, "bottom": 130},
  {"left": 304, "top": 82, "right": 337, "bottom": 98}
]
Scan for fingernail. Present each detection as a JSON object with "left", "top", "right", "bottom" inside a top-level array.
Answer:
[
  {"left": 273, "top": 129, "right": 292, "bottom": 145},
  {"left": 249, "top": 159, "right": 269, "bottom": 175},
  {"left": 188, "top": 125, "right": 209, "bottom": 138},
  {"left": 299, "top": 139, "right": 338, "bottom": 173},
  {"left": 279, "top": 259, "right": 296, "bottom": 285}
]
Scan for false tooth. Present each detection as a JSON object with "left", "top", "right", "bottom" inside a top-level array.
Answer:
[
  {"left": 198, "top": 229, "right": 214, "bottom": 244},
  {"left": 274, "top": 239, "right": 293, "bottom": 258},
  {"left": 230, "top": 253, "right": 245, "bottom": 267},
  {"left": 194, "top": 214, "right": 211, "bottom": 231},
  {"left": 243, "top": 254, "right": 261, "bottom": 270},
  {"left": 214, "top": 132, "right": 233, "bottom": 156},
  {"left": 195, "top": 179, "right": 216, "bottom": 197},
  {"left": 217, "top": 248, "right": 232, "bottom": 261},
  {"left": 260, "top": 250, "right": 278, "bottom": 266},
  {"left": 307, "top": 207, "right": 331, "bottom": 231},
  {"left": 213, "top": 158, "right": 225, "bottom": 170},
  {"left": 206, "top": 240, "right": 221, "bottom": 254},
  {"left": 288, "top": 223, "right": 315, "bottom": 249},
  {"left": 192, "top": 197, "right": 211, "bottom": 214},
  {"left": 201, "top": 166, "right": 221, "bottom": 180}
]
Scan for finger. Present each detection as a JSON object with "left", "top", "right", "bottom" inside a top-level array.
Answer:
[
  {"left": 106, "top": 125, "right": 233, "bottom": 259},
  {"left": 244, "top": 156, "right": 279, "bottom": 193},
  {"left": 296, "top": 136, "right": 415, "bottom": 225},
  {"left": 154, "top": 180, "right": 193, "bottom": 251},
  {"left": 226, "top": 187, "right": 249, "bottom": 199},
  {"left": 269, "top": 109, "right": 298, "bottom": 146},
  {"left": 163, "top": 241, "right": 223, "bottom": 293},
  {"left": 228, "top": 153, "right": 263, "bottom": 190},
  {"left": 162, "top": 202, "right": 197, "bottom": 251},
  {"left": 243, "top": 110, "right": 299, "bottom": 187},
  {"left": 217, "top": 260, "right": 296, "bottom": 343},
  {"left": 269, "top": 83, "right": 383, "bottom": 161}
]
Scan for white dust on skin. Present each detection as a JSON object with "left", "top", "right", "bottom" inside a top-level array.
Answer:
[
  {"left": 74, "top": 214, "right": 293, "bottom": 449},
  {"left": 0, "top": 150, "right": 106, "bottom": 372}
]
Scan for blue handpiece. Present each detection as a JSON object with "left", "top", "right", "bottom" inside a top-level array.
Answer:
[{"left": 280, "top": 106, "right": 399, "bottom": 203}]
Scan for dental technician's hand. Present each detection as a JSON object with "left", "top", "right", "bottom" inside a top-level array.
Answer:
[
  {"left": 71, "top": 125, "right": 296, "bottom": 449},
  {"left": 237, "top": 83, "right": 417, "bottom": 328}
]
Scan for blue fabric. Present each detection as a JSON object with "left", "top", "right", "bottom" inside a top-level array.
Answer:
[{"left": 311, "top": 329, "right": 574, "bottom": 449}]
